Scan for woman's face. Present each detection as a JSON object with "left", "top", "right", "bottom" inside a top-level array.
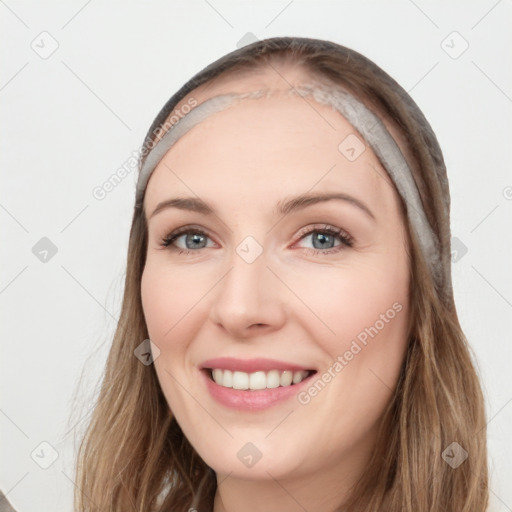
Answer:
[{"left": 141, "top": 70, "right": 411, "bottom": 489}]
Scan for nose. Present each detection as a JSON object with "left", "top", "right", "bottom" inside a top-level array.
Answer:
[{"left": 208, "top": 246, "right": 287, "bottom": 339}]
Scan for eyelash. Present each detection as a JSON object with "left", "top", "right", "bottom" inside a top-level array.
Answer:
[{"left": 160, "top": 224, "right": 354, "bottom": 257}]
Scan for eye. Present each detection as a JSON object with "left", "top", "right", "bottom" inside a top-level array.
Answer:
[
  {"left": 160, "top": 224, "right": 354, "bottom": 256},
  {"left": 293, "top": 224, "right": 354, "bottom": 256},
  {"left": 160, "top": 226, "right": 214, "bottom": 255}
]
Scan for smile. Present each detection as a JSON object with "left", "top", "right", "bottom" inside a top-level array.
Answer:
[{"left": 208, "top": 368, "right": 314, "bottom": 390}]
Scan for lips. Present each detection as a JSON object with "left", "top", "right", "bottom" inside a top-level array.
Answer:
[
  {"left": 200, "top": 366, "right": 317, "bottom": 411},
  {"left": 198, "top": 356, "right": 318, "bottom": 410}
]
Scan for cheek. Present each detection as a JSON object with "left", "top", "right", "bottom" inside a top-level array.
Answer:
[
  {"left": 302, "top": 259, "right": 409, "bottom": 351},
  {"left": 140, "top": 263, "right": 200, "bottom": 410},
  {"left": 295, "top": 249, "right": 410, "bottom": 424},
  {"left": 140, "top": 261, "right": 201, "bottom": 342},
  {"left": 296, "top": 247, "right": 411, "bottom": 419},
  {"left": 289, "top": 264, "right": 410, "bottom": 457}
]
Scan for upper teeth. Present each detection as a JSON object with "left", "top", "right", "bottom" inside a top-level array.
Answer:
[{"left": 211, "top": 369, "right": 311, "bottom": 390}]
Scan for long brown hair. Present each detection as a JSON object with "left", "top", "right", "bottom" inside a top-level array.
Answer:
[{"left": 74, "top": 36, "right": 489, "bottom": 511}]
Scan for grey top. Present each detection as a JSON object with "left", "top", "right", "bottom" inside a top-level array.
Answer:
[{"left": 0, "top": 490, "right": 17, "bottom": 512}]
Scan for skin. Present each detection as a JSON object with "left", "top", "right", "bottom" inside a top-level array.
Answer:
[{"left": 141, "top": 63, "right": 411, "bottom": 512}]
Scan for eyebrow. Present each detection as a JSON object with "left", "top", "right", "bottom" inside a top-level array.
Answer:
[{"left": 149, "top": 192, "right": 376, "bottom": 221}]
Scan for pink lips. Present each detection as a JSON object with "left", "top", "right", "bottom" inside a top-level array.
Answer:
[
  {"left": 200, "top": 357, "right": 314, "bottom": 373},
  {"left": 199, "top": 357, "right": 316, "bottom": 411}
]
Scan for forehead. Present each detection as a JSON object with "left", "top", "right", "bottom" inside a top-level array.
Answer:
[
  {"left": 144, "top": 89, "right": 401, "bottom": 223},
  {"left": 157, "top": 90, "right": 382, "bottom": 174}
]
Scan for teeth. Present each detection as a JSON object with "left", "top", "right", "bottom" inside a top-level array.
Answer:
[{"left": 210, "top": 369, "right": 311, "bottom": 390}]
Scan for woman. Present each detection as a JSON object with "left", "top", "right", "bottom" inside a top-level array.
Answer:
[{"left": 75, "top": 36, "right": 489, "bottom": 511}]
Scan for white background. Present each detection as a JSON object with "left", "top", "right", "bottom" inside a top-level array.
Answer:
[{"left": 1, "top": 1, "right": 511, "bottom": 511}]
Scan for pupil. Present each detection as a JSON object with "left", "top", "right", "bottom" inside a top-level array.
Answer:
[
  {"left": 188, "top": 233, "right": 205, "bottom": 249},
  {"left": 314, "top": 233, "right": 332, "bottom": 249}
]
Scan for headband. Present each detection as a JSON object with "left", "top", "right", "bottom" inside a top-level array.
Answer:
[{"left": 136, "top": 84, "right": 441, "bottom": 288}]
